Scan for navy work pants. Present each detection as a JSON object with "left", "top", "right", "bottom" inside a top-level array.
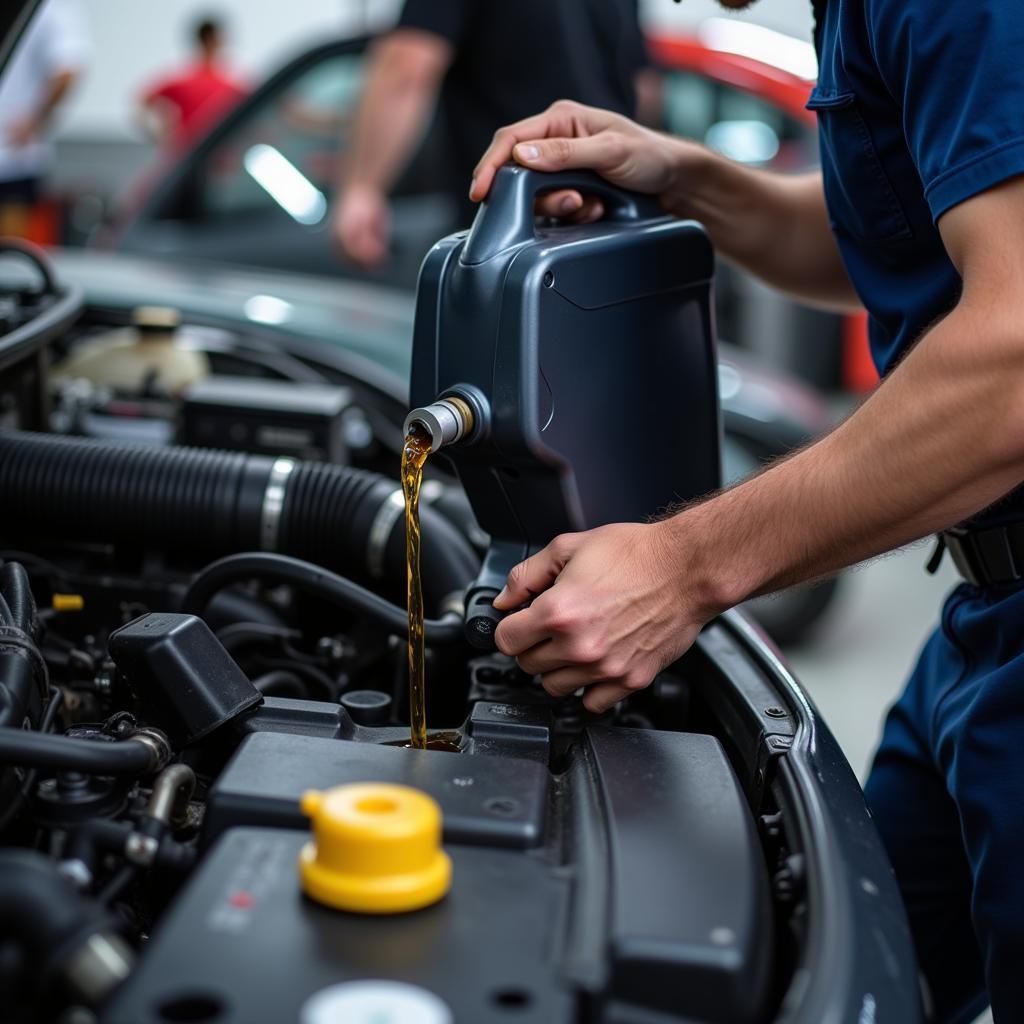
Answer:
[{"left": 865, "top": 583, "right": 1024, "bottom": 1023}]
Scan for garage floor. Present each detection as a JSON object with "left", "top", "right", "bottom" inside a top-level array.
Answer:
[{"left": 779, "top": 545, "right": 993, "bottom": 1024}]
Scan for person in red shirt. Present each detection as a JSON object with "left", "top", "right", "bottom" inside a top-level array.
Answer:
[{"left": 139, "top": 17, "right": 246, "bottom": 150}]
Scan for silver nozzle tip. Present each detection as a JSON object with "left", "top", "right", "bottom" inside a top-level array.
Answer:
[{"left": 403, "top": 397, "right": 473, "bottom": 452}]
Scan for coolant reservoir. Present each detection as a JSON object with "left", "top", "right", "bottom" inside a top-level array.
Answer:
[{"left": 53, "top": 306, "right": 210, "bottom": 396}]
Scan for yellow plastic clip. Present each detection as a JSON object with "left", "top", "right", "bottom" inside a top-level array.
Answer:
[{"left": 51, "top": 593, "right": 84, "bottom": 612}]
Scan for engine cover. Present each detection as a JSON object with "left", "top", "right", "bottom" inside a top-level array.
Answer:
[{"left": 101, "top": 724, "right": 772, "bottom": 1024}]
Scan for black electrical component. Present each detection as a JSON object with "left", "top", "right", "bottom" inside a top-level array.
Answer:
[
  {"left": 179, "top": 376, "right": 354, "bottom": 462},
  {"left": 108, "top": 613, "right": 261, "bottom": 748}
]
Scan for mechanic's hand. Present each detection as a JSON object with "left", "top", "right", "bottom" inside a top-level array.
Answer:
[
  {"left": 7, "top": 116, "right": 40, "bottom": 148},
  {"left": 492, "top": 521, "right": 716, "bottom": 713},
  {"left": 469, "top": 99, "right": 687, "bottom": 223},
  {"left": 333, "top": 184, "right": 390, "bottom": 269}
]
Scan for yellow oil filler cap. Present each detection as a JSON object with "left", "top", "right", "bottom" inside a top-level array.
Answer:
[{"left": 299, "top": 783, "right": 452, "bottom": 914}]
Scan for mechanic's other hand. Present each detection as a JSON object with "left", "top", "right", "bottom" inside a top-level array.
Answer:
[
  {"left": 469, "top": 100, "right": 683, "bottom": 222},
  {"left": 333, "top": 184, "right": 390, "bottom": 269},
  {"left": 8, "top": 117, "right": 39, "bottom": 148},
  {"left": 492, "top": 522, "right": 715, "bottom": 714}
]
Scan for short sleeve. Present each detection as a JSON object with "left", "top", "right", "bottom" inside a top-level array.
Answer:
[
  {"left": 38, "top": 0, "right": 90, "bottom": 74},
  {"left": 141, "top": 77, "right": 172, "bottom": 105},
  {"left": 868, "top": 0, "right": 1024, "bottom": 221},
  {"left": 396, "top": 0, "right": 474, "bottom": 47}
]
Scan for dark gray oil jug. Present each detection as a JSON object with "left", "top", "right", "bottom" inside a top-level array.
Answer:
[{"left": 407, "top": 165, "right": 721, "bottom": 644}]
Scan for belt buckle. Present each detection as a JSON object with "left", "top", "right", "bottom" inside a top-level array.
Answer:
[{"left": 944, "top": 527, "right": 982, "bottom": 587}]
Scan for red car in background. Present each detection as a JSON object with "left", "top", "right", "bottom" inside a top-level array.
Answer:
[{"left": 104, "top": 22, "right": 873, "bottom": 394}]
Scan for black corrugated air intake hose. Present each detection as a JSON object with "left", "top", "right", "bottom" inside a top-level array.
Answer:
[{"left": 0, "top": 431, "right": 479, "bottom": 612}]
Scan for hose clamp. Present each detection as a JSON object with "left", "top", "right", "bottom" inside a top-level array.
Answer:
[
  {"left": 126, "top": 727, "right": 172, "bottom": 773},
  {"left": 260, "top": 458, "right": 297, "bottom": 552},
  {"left": 367, "top": 489, "right": 405, "bottom": 580}
]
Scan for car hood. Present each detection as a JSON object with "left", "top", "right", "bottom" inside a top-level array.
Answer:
[{"left": 50, "top": 248, "right": 417, "bottom": 383}]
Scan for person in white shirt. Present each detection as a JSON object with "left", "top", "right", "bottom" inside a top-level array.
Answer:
[{"left": 0, "top": 0, "right": 88, "bottom": 234}]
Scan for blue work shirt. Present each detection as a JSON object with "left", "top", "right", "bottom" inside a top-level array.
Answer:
[{"left": 809, "top": 0, "right": 1024, "bottom": 377}]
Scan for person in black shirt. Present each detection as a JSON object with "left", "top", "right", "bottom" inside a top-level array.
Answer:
[{"left": 332, "top": 0, "right": 647, "bottom": 268}]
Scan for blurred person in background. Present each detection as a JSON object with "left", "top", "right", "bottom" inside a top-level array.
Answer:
[
  {"left": 139, "top": 15, "right": 247, "bottom": 151},
  {"left": 0, "top": 0, "right": 88, "bottom": 238},
  {"left": 332, "top": 0, "right": 647, "bottom": 269}
]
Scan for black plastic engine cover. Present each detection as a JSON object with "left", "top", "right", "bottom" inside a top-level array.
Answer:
[
  {"left": 203, "top": 730, "right": 550, "bottom": 851},
  {"left": 586, "top": 726, "right": 772, "bottom": 1021},
  {"left": 106, "top": 724, "right": 772, "bottom": 1024},
  {"left": 100, "top": 827, "right": 574, "bottom": 1024}
]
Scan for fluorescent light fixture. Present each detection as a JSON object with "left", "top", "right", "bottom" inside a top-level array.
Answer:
[
  {"left": 244, "top": 293, "right": 293, "bottom": 325},
  {"left": 243, "top": 144, "right": 327, "bottom": 225},
  {"left": 698, "top": 18, "right": 818, "bottom": 81}
]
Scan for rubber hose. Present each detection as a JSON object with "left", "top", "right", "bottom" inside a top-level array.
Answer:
[
  {"left": 252, "top": 669, "right": 307, "bottom": 699},
  {"left": 0, "top": 730, "right": 155, "bottom": 775},
  {"left": 0, "top": 657, "right": 35, "bottom": 729},
  {"left": 182, "top": 552, "right": 464, "bottom": 645},
  {"left": 0, "top": 561, "right": 39, "bottom": 635},
  {"left": 0, "top": 561, "right": 42, "bottom": 728},
  {"left": 0, "top": 431, "right": 479, "bottom": 611}
]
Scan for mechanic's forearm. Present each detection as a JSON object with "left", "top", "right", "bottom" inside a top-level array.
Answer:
[
  {"left": 672, "top": 299, "right": 1024, "bottom": 612},
  {"left": 343, "top": 45, "right": 441, "bottom": 193},
  {"left": 32, "top": 70, "right": 76, "bottom": 129},
  {"left": 663, "top": 149, "right": 860, "bottom": 312}
]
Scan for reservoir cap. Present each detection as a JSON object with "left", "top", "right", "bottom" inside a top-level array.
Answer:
[{"left": 299, "top": 782, "right": 451, "bottom": 914}]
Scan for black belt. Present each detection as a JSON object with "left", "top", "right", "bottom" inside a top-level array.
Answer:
[{"left": 931, "top": 523, "right": 1024, "bottom": 587}]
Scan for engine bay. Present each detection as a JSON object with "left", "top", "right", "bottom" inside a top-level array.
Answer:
[{"left": 0, "top": 240, "right": 917, "bottom": 1024}]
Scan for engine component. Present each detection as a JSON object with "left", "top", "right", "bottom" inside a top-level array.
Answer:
[
  {"left": 0, "top": 429, "right": 479, "bottom": 609},
  {"left": 0, "top": 726, "right": 168, "bottom": 776},
  {"left": 0, "top": 850, "right": 133, "bottom": 1009},
  {"left": 52, "top": 305, "right": 210, "bottom": 396},
  {"left": 299, "top": 782, "right": 452, "bottom": 914},
  {"left": 102, "top": 723, "right": 771, "bottom": 1024},
  {"left": 180, "top": 375, "right": 354, "bottom": 462},
  {"left": 0, "top": 560, "right": 45, "bottom": 729},
  {"left": 339, "top": 689, "right": 391, "bottom": 725},
  {"left": 181, "top": 552, "right": 464, "bottom": 645},
  {"left": 0, "top": 240, "right": 82, "bottom": 432},
  {"left": 202, "top": 725, "right": 550, "bottom": 851},
  {"left": 108, "top": 613, "right": 261, "bottom": 748}
]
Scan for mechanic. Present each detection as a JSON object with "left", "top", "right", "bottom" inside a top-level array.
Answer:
[
  {"left": 332, "top": 0, "right": 648, "bottom": 268},
  {"left": 472, "top": 1, "right": 1024, "bottom": 1021},
  {"left": 0, "top": 0, "right": 87, "bottom": 237}
]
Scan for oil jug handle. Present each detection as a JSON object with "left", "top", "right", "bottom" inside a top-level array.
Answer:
[{"left": 460, "top": 164, "right": 664, "bottom": 265}]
